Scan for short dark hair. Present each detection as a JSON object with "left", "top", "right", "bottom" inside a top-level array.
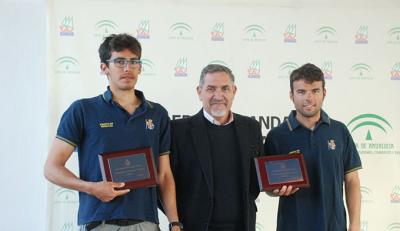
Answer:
[
  {"left": 98, "top": 33, "right": 142, "bottom": 65},
  {"left": 290, "top": 63, "right": 325, "bottom": 92},
  {"left": 199, "top": 64, "right": 235, "bottom": 87}
]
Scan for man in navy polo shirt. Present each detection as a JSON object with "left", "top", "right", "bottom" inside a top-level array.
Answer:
[
  {"left": 44, "top": 33, "right": 182, "bottom": 231},
  {"left": 264, "top": 63, "right": 362, "bottom": 231}
]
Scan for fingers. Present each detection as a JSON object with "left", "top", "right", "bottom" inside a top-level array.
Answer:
[
  {"left": 283, "top": 185, "right": 294, "bottom": 196},
  {"left": 112, "top": 182, "right": 130, "bottom": 196},
  {"left": 279, "top": 185, "right": 289, "bottom": 196},
  {"left": 272, "top": 189, "right": 281, "bottom": 196},
  {"left": 93, "top": 181, "right": 131, "bottom": 202},
  {"left": 112, "top": 182, "right": 126, "bottom": 189},
  {"left": 275, "top": 185, "right": 300, "bottom": 196},
  {"left": 114, "top": 188, "right": 130, "bottom": 196},
  {"left": 292, "top": 187, "right": 300, "bottom": 194}
]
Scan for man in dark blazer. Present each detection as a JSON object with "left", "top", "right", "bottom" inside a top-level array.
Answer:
[{"left": 170, "top": 64, "right": 263, "bottom": 231}]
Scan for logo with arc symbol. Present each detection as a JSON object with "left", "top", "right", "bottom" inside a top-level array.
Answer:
[
  {"left": 351, "top": 63, "right": 372, "bottom": 77},
  {"left": 170, "top": 22, "right": 192, "bottom": 36},
  {"left": 347, "top": 114, "right": 392, "bottom": 141},
  {"left": 208, "top": 60, "right": 229, "bottom": 68},
  {"left": 141, "top": 58, "right": 155, "bottom": 73},
  {"left": 387, "top": 223, "right": 400, "bottom": 231},
  {"left": 95, "top": 20, "right": 118, "bottom": 35},
  {"left": 360, "top": 186, "right": 373, "bottom": 201},
  {"left": 279, "top": 62, "right": 299, "bottom": 78},
  {"left": 316, "top": 26, "right": 337, "bottom": 40},
  {"left": 55, "top": 56, "right": 79, "bottom": 73},
  {"left": 244, "top": 24, "right": 266, "bottom": 38},
  {"left": 388, "top": 27, "right": 400, "bottom": 41},
  {"left": 55, "top": 187, "right": 78, "bottom": 202}
]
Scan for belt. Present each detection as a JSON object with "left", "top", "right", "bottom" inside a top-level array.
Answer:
[{"left": 85, "top": 219, "right": 143, "bottom": 231}]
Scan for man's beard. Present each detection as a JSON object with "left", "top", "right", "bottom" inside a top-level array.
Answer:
[{"left": 211, "top": 109, "right": 227, "bottom": 118}]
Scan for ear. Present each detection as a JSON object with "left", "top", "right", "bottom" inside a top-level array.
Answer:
[
  {"left": 323, "top": 88, "right": 326, "bottom": 99},
  {"left": 290, "top": 90, "right": 294, "bottom": 102},
  {"left": 232, "top": 85, "right": 237, "bottom": 96},
  {"left": 196, "top": 86, "right": 202, "bottom": 100},
  {"left": 100, "top": 63, "right": 109, "bottom": 75},
  {"left": 138, "top": 63, "right": 142, "bottom": 74}
]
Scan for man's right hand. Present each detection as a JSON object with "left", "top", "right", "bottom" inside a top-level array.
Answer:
[
  {"left": 88, "top": 181, "right": 130, "bottom": 202},
  {"left": 44, "top": 139, "right": 131, "bottom": 203}
]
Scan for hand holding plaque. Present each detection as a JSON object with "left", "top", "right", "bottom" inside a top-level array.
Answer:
[
  {"left": 99, "top": 147, "right": 158, "bottom": 190},
  {"left": 254, "top": 154, "right": 309, "bottom": 191}
]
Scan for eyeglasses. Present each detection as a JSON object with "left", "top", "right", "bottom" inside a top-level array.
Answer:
[{"left": 106, "top": 58, "right": 142, "bottom": 68}]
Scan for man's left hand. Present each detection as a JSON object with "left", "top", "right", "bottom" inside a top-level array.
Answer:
[{"left": 272, "top": 185, "right": 299, "bottom": 196}]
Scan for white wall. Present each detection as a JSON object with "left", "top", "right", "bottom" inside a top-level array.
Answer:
[{"left": 0, "top": 0, "right": 47, "bottom": 230}]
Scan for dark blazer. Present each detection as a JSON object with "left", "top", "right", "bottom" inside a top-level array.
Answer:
[{"left": 170, "top": 110, "right": 263, "bottom": 231}]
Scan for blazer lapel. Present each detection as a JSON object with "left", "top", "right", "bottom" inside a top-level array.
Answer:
[
  {"left": 234, "top": 114, "right": 251, "bottom": 190},
  {"left": 233, "top": 114, "right": 254, "bottom": 228},
  {"left": 190, "top": 111, "right": 214, "bottom": 196}
]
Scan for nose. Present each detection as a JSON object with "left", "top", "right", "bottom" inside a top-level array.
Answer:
[
  {"left": 213, "top": 89, "right": 224, "bottom": 99},
  {"left": 304, "top": 92, "right": 314, "bottom": 102},
  {"left": 123, "top": 63, "right": 132, "bottom": 71}
]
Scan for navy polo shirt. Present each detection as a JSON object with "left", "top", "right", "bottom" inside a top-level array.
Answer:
[
  {"left": 264, "top": 110, "right": 362, "bottom": 231},
  {"left": 56, "top": 87, "right": 170, "bottom": 225}
]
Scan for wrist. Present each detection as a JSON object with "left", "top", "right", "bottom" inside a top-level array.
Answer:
[
  {"left": 348, "top": 222, "right": 360, "bottom": 231},
  {"left": 169, "top": 221, "right": 183, "bottom": 230},
  {"left": 83, "top": 181, "right": 95, "bottom": 195}
]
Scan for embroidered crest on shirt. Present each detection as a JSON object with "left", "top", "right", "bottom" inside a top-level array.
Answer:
[
  {"left": 145, "top": 119, "right": 155, "bottom": 130},
  {"left": 327, "top": 139, "right": 336, "bottom": 150}
]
